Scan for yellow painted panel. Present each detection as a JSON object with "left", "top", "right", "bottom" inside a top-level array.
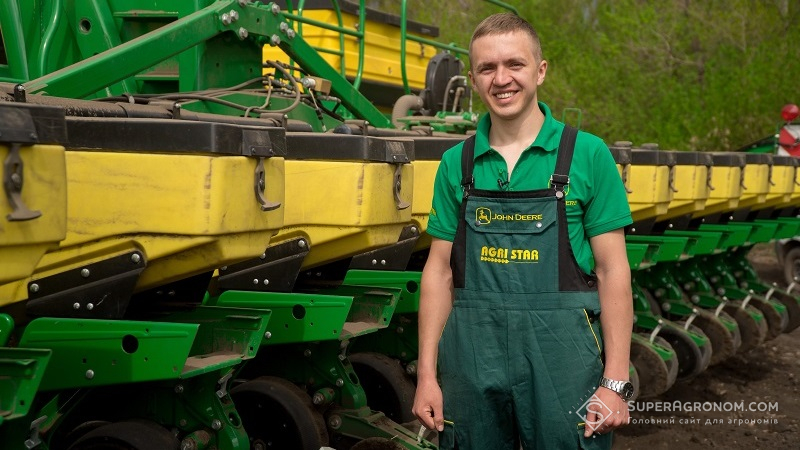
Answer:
[
  {"left": 0, "top": 144, "right": 67, "bottom": 284},
  {"left": 62, "top": 152, "right": 284, "bottom": 246},
  {"left": 275, "top": 159, "right": 413, "bottom": 268},
  {"left": 737, "top": 164, "right": 770, "bottom": 209},
  {"left": 263, "top": 10, "right": 436, "bottom": 90},
  {"left": 412, "top": 160, "right": 439, "bottom": 250},
  {"left": 700, "top": 166, "right": 741, "bottom": 217},
  {"left": 661, "top": 165, "right": 709, "bottom": 220},
  {"left": 761, "top": 165, "right": 796, "bottom": 209},
  {"left": 627, "top": 165, "right": 672, "bottom": 222}
]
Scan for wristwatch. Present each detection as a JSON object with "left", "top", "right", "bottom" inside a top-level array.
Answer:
[{"left": 598, "top": 376, "right": 635, "bottom": 401}]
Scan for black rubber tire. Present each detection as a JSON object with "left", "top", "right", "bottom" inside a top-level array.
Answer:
[
  {"left": 350, "top": 352, "right": 417, "bottom": 424},
  {"left": 659, "top": 325, "right": 705, "bottom": 381},
  {"left": 718, "top": 310, "right": 742, "bottom": 354},
  {"left": 748, "top": 298, "right": 786, "bottom": 340},
  {"left": 68, "top": 420, "right": 178, "bottom": 450},
  {"left": 231, "top": 376, "right": 328, "bottom": 450},
  {"left": 691, "top": 311, "right": 735, "bottom": 365},
  {"left": 724, "top": 303, "right": 766, "bottom": 353},
  {"left": 782, "top": 247, "right": 800, "bottom": 286},
  {"left": 630, "top": 334, "right": 671, "bottom": 399},
  {"left": 772, "top": 290, "right": 800, "bottom": 333}
]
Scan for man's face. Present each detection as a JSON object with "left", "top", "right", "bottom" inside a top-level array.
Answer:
[{"left": 468, "top": 30, "right": 547, "bottom": 122}]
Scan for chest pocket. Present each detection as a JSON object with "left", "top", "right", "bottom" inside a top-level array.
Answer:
[{"left": 463, "top": 198, "right": 560, "bottom": 293}]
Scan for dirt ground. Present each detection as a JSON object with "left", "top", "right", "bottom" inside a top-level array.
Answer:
[{"left": 612, "top": 244, "right": 800, "bottom": 450}]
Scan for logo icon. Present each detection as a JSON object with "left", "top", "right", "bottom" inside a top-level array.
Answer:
[
  {"left": 574, "top": 394, "right": 613, "bottom": 432},
  {"left": 476, "top": 207, "right": 491, "bottom": 225}
]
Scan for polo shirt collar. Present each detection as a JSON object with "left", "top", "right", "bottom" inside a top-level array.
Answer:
[{"left": 472, "top": 101, "right": 563, "bottom": 160}]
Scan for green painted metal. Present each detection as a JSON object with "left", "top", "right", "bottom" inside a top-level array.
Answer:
[
  {"left": 0, "top": 314, "right": 13, "bottom": 347},
  {"left": 154, "top": 306, "right": 271, "bottom": 377},
  {"left": 343, "top": 270, "right": 421, "bottom": 314},
  {"left": 336, "top": 408, "right": 437, "bottom": 449},
  {"left": 18, "top": 318, "right": 197, "bottom": 391},
  {"left": 631, "top": 331, "right": 675, "bottom": 362},
  {"left": 699, "top": 223, "right": 752, "bottom": 249},
  {"left": 664, "top": 230, "right": 723, "bottom": 256},
  {"left": 0, "top": 1, "right": 29, "bottom": 81},
  {"left": 626, "top": 235, "right": 691, "bottom": 263},
  {"left": 311, "top": 284, "right": 401, "bottom": 339},
  {"left": 208, "top": 290, "right": 352, "bottom": 344},
  {"left": 0, "top": 348, "right": 51, "bottom": 424},
  {"left": 770, "top": 217, "right": 800, "bottom": 240}
]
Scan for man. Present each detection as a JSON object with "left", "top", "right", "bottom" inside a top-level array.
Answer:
[{"left": 412, "top": 12, "right": 634, "bottom": 449}]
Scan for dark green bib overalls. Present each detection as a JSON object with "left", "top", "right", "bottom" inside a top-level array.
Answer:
[{"left": 438, "top": 127, "right": 612, "bottom": 449}]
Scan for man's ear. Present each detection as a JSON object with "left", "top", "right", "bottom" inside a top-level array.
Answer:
[{"left": 537, "top": 60, "right": 548, "bottom": 86}]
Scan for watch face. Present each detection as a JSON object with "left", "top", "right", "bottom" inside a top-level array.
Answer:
[{"left": 622, "top": 381, "right": 635, "bottom": 400}]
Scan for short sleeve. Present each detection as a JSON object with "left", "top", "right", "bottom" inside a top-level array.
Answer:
[
  {"left": 583, "top": 142, "right": 633, "bottom": 237},
  {"left": 426, "top": 148, "right": 463, "bottom": 242}
]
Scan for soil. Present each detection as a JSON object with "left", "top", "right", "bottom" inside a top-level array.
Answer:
[{"left": 613, "top": 244, "right": 800, "bottom": 450}]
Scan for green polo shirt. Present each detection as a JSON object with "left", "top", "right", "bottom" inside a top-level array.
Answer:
[{"left": 427, "top": 102, "right": 632, "bottom": 274}]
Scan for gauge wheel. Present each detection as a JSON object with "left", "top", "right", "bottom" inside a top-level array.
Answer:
[
  {"left": 690, "top": 311, "right": 734, "bottom": 366},
  {"left": 748, "top": 298, "right": 786, "bottom": 340},
  {"left": 231, "top": 376, "right": 328, "bottom": 450},
  {"left": 724, "top": 303, "right": 766, "bottom": 353}
]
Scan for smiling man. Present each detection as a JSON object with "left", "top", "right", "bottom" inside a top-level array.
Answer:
[{"left": 412, "top": 13, "right": 634, "bottom": 449}]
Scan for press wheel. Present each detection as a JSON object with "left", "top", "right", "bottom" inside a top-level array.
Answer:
[
  {"left": 658, "top": 325, "right": 705, "bottom": 381},
  {"left": 771, "top": 290, "right": 800, "bottom": 332},
  {"left": 630, "top": 334, "right": 671, "bottom": 399},
  {"left": 231, "top": 376, "right": 328, "bottom": 450},
  {"left": 350, "top": 352, "right": 417, "bottom": 424},
  {"left": 724, "top": 303, "right": 766, "bottom": 353},
  {"left": 68, "top": 420, "right": 178, "bottom": 450},
  {"left": 748, "top": 298, "right": 786, "bottom": 340},
  {"left": 690, "top": 311, "right": 735, "bottom": 365}
]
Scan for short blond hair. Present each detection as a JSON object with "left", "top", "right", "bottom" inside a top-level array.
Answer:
[{"left": 469, "top": 13, "right": 542, "bottom": 65}]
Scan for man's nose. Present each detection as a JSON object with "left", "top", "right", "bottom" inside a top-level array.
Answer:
[{"left": 493, "top": 66, "right": 512, "bottom": 86}]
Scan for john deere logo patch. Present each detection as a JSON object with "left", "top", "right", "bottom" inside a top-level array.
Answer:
[{"left": 476, "top": 207, "right": 491, "bottom": 225}]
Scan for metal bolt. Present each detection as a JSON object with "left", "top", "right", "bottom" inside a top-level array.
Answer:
[
  {"left": 270, "top": 3, "right": 280, "bottom": 14},
  {"left": 180, "top": 440, "right": 196, "bottom": 450},
  {"left": 335, "top": 378, "right": 344, "bottom": 387},
  {"left": 260, "top": 253, "right": 267, "bottom": 259},
  {"left": 29, "top": 283, "right": 39, "bottom": 293},
  {"left": 298, "top": 240, "right": 307, "bottom": 248},
  {"left": 287, "top": 29, "right": 296, "bottom": 39},
  {"left": 328, "top": 415, "right": 342, "bottom": 429},
  {"left": 73, "top": 303, "right": 80, "bottom": 310},
  {"left": 337, "top": 354, "right": 346, "bottom": 361},
  {"left": 85, "top": 370, "right": 95, "bottom": 379},
  {"left": 396, "top": 326, "right": 404, "bottom": 334},
  {"left": 81, "top": 268, "right": 91, "bottom": 278},
  {"left": 175, "top": 384, "right": 185, "bottom": 394},
  {"left": 380, "top": 259, "right": 386, "bottom": 266},
  {"left": 279, "top": 22, "right": 289, "bottom": 33},
  {"left": 313, "top": 392, "right": 325, "bottom": 405},
  {"left": 221, "top": 13, "right": 231, "bottom": 25},
  {"left": 229, "top": 10, "right": 239, "bottom": 21},
  {"left": 253, "top": 278, "right": 259, "bottom": 285},
  {"left": 238, "top": 0, "right": 249, "bottom": 6},
  {"left": 220, "top": 266, "right": 228, "bottom": 271},
  {"left": 270, "top": 35, "right": 281, "bottom": 46},
  {"left": 238, "top": 27, "right": 248, "bottom": 39},
  {"left": 406, "top": 364, "right": 417, "bottom": 376},
  {"left": 372, "top": 259, "right": 378, "bottom": 265},
  {"left": 304, "top": 349, "right": 312, "bottom": 357},
  {"left": 211, "top": 419, "right": 222, "bottom": 430},
  {"left": 264, "top": 331, "right": 272, "bottom": 339},
  {"left": 131, "top": 253, "right": 141, "bottom": 264},
  {"left": 262, "top": 279, "right": 269, "bottom": 285},
  {"left": 86, "top": 303, "right": 94, "bottom": 311},
  {"left": 411, "top": 226, "right": 418, "bottom": 234}
]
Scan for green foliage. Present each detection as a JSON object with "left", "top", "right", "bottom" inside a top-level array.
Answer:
[{"left": 371, "top": 0, "right": 800, "bottom": 151}]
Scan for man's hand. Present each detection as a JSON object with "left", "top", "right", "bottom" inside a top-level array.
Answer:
[
  {"left": 412, "top": 376, "right": 444, "bottom": 432},
  {"left": 583, "top": 387, "right": 630, "bottom": 437}
]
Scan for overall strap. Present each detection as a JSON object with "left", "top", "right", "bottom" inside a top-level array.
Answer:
[
  {"left": 460, "top": 135, "right": 476, "bottom": 196},
  {"left": 551, "top": 125, "right": 578, "bottom": 197}
]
